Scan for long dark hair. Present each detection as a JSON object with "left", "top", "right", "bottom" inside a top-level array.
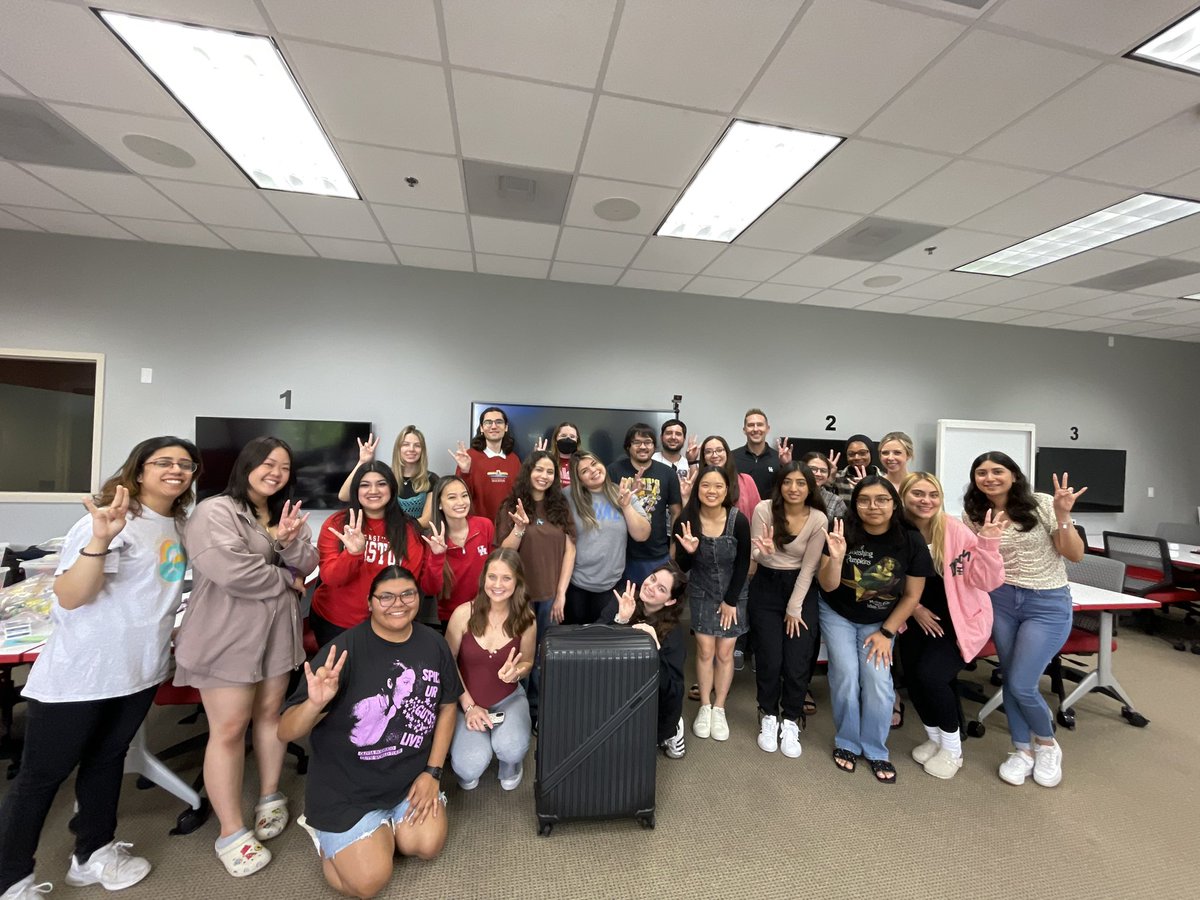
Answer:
[
  {"left": 682, "top": 464, "right": 733, "bottom": 533},
  {"left": 550, "top": 421, "right": 580, "bottom": 476},
  {"left": 345, "top": 461, "right": 415, "bottom": 564},
  {"left": 469, "top": 406, "right": 515, "bottom": 454},
  {"left": 698, "top": 435, "right": 741, "bottom": 504},
  {"left": 627, "top": 562, "right": 688, "bottom": 640},
  {"left": 963, "top": 451, "right": 1038, "bottom": 532},
  {"left": 467, "top": 549, "right": 534, "bottom": 640},
  {"left": 498, "top": 451, "right": 575, "bottom": 538},
  {"left": 844, "top": 476, "right": 913, "bottom": 546},
  {"left": 769, "top": 462, "right": 826, "bottom": 550},
  {"left": 97, "top": 435, "right": 200, "bottom": 525},
  {"left": 223, "top": 436, "right": 295, "bottom": 526},
  {"left": 429, "top": 475, "right": 471, "bottom": 600}
]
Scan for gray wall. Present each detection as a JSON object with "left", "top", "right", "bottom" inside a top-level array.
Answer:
[{"left": 3, "top": 229, "right": 1197, "bottom": 544}]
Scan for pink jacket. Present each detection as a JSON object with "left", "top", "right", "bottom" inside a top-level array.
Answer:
[{"left": 938, "top": 517, "right": 1004, "bottom": 661}]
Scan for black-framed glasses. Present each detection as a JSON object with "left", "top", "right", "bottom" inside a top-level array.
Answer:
[
  {"left": 856, "top": 496, "right": 894, "bottom": 508},
  {"left": 481, "top": 418, "right": 506, "bottom": 427},
  {"left": 145, "top": 458, "right": 200, "bottom": 473},
  {"left": 372, "top": 589, "right": 420, "bottom": 608}
]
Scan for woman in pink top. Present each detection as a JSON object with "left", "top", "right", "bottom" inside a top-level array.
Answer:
[
  {"left": 444, "top": 549, "right": 535, "bottom": 792},
  {"left": 897, "top": 472, "right": 1006, "bottom": 780},
  {"left": 681, "top": 435, "right": 760, "bottom": 522}
]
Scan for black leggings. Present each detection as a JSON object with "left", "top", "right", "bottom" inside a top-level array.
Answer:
[
  {"left": 308, "top": 607, "right": 347, "bottom": 651},
  {"left": 750, "top": 568, "right": 818, "bottom": 722},
  {"left": 564, "top": 583, "right": 614, "bottom": 626},
  {"left": 896, "top": 623, "right": 964, "bottom": 733},
  {"left": 0, "top": 685, "right": 157, "bottom": 892}
]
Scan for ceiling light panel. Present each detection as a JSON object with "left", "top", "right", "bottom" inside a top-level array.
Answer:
[
  {"left": 955, "top": 193, "right": 1200, "bottom": 276},
  {"left": 96, "top": 10, "right": 357, "bottom": 199},
  {"left": 657, "top": 120, "right": 843, "bottom": 243},
  {"left": 1130, "top": 9, "right": 1200, "bottom": 75}
]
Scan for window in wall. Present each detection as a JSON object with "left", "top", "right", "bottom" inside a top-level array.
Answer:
[{"left": 0, "top": 349, "right": 104, "bottom": 501}]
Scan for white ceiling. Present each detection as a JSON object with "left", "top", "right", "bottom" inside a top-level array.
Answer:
[{"left": 3, "top": 0, "right": 1200, "bottom": 342}]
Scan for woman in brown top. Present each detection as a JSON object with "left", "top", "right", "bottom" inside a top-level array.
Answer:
[{"left": 174, "top": 436, "right": 318, "bottom": 877}]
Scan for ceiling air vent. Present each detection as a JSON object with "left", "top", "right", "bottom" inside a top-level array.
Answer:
[
  {"left": 463, "top": 160, "right": 572, "bottom": 225},
  {"left": 812, "top": 216, "right": 944, "bottom": 262},
  {"left": 0, "top": 97, "right": 128, "bottom": 172}
]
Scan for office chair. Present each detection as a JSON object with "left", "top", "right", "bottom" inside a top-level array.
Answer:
[{"left": 1103, "top": 531, "right": 1199, "bottom": 650}]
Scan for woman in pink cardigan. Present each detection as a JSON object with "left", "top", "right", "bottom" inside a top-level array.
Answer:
[{"left": 897, "top": 472, "right": 1007, "bottom": 779}]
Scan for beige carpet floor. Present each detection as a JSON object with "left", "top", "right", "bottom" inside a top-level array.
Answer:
[{"left": 3, "top": 621, "right": 1199, "bottom": 900}]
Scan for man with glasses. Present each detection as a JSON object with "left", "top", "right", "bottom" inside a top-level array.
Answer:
[
  {"left": 451, "top": 406, "right": 520, "bottom": 522},
  {"left": 609, "top": 423, "right": 682, "bottom": 586}
]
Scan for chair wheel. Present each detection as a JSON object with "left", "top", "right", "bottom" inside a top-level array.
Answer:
[
  {"left": 1173, "top": 641, "right": 1187, "bottom": 652},
  {"left": 1121, "top": 707, "right": 1149, "bottom": 728},
  {"left": 1056, "top": 709, "right": 1076, "bottom": 730},
  {"left": 170, "top": 798, "right": 211, "bottom": 836},
  {"left": 135, "top": 775, "right": 153, "bottom": 790},
  {"left": 966, "top": 721, "right": 985, "bottom": 738},
  {"left": 537, "top": 822, "right": 552, "bottom": 837}
]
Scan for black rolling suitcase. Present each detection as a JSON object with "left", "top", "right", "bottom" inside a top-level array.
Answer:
[{"left": 535, "top": 624, "right": 658, "bottom": 835}]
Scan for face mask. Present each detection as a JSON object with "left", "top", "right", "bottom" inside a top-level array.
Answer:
[{"left": 556, "top": 437, "right": 578, "bottom": 455}]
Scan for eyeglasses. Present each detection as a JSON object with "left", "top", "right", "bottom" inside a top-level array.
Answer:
[
  {"left": 372, "top": 589, "right": 420, "bottom": 608},
  {"left": 145, "top": 458, "right": 199, "bottom": 473},
  {"left": 630, "top": 439, "right": 655, "bottom": 448},
  {"left": 856, "top": 496, "right": 894, "bottom": 508},
  {"left": 481, "top": 418, "right": 505, "bottom": 427},
  {"left": 703, "top": 448, "right": 725, "bottom": 457}
]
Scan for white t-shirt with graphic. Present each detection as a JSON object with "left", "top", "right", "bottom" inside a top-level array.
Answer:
[{"left": 24, "top": 509, "right": 187, "bottom": 702}]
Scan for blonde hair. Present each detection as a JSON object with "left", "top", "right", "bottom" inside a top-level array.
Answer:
[
  {"left": 569, "top": 451, "right": 622, "bottom": 530},
  {"left": 901, "top": 471, "right": 945, "bottom": 570},
  {"left": 392, "top": 425, "right": 432, "bottom": 493},
  {"left": 879, "top": 431, "right": 914, "bottom": 460}
]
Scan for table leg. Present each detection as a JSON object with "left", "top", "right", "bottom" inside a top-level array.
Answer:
[{"left": 1062, "top": 612, "right": 1140, "bottom": 711}]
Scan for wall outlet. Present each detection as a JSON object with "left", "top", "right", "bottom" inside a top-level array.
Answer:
[
  {"left": 1107, "top": 336, "right": 1115, "bottom": 348},
  {"left": 1148, "top": 486, "right": 1155, "bottom": 498},
  {"left": 140, "top": 367, "right": 152, "bottom": 384}
]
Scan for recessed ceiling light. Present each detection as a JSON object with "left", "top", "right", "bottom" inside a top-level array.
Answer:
[
  {"left": 122, "top": 133, "right": 196, "bottom": 168},
  {"left": 1129, "top": 8, "right": 1200, "bottom": 76},
  {"left": 594, "top": 197, "right": 640, "bottom": 222},
  {"left": 863, "top": 275, "right": 903, "bottom": 288},
  {"left": 656, "top": 119, "right": 842, "bottom": 243},
  {"left": 96, "top": 9, "right": 358, "bottom": 199},
  {"left": 954, "top": 193, "right": 1200, "bottom": 277}
]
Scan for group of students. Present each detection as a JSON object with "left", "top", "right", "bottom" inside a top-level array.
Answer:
[{"left": 0, "top": 408, "right": 1088, "bottom": 900}]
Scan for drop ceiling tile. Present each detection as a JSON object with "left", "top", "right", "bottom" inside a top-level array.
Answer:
[
  {"left": 782, "top": 140, "right": 950, "bottom": 215},
  {"left": 580, "top": 96, "right": 726, "bottom": 187},
  {"left": 149, "top": 180, "right": 291, "bottom": 230},
  {"left": 618, "top": 269, "right": 691, "bottom": 291},
  {"left": 1003, "top": 286, "right": 1111, "bottom": 311},
  {"left": 856, "top": 295, "right": 933, "bottom": 314},
  {"left": 770, "top": 255, "right": 871, "bottom": 287},
  {"left": 471, "top": 217, "right": 559, "bottom": 258},
  {"left": 971, "top": 64, "right": 1200, "bottom": 171},
  {"left": 702, "top": 246, "right": 797, "bottom": 281},
  {"left": 1056, "top": 293, "right": 1157, "bottom": 317},
  {"left": 958, "top": 306, "right": 1037, "bottom": 324},
  {"left": 833, "top": 264, "right": 935, "bottom": 295},
  {"left": 306, "top": 236, "right": 397, "bottom": 265},
  {"left": 1100, "top": 214, "right": 1200, "bottom": 258},
  {"left": 393, "top": 245, "right": 474, "bottom": 271},
  {"left": 263, "top": 0, "right": 441, "bottom": 60},
  {"left": 102, "top": 0, "right": 270, "bottom": 32},
  {"left": 451, "top": 71, "right": 591, "bottom": 171},
  {"left": 265, "top": 194, "right": 382, "bottom": 240},
  {"left": 1127, "top": 272, "right": 1200, "bottom": 297},
  {"left": 0, "top": 72, "right": 25, "bottom": 96},
  {"left": 1014, "top": 249, "right": 1154, "bottom": 287},
  {"left": 1095, "top": 319, "right": 1174, "bottom": 336},
  {"left": 563, "top": 177, "right": 679, "bottom": 235},
  {"left": 1100, "top": 297, "right": 1198, "bottom": 321},
  {"left": 954, "top": 277, "right": 1055, "bottom": 307},
  {"left": 47, "top": 105, "right": 247, "bottom": 187},
  {"left": 283, "top": 42, "right": 454, "bottom": 152},
  {"left": 0, "top": 161, "right": 87, "bottom": 211},
  {"left": 0, "top": 1, "right": 183, "bottom": 117},
  {"left": 911, "top": 301, "right": 986, "bottom": 319},
  {"left": 1069, "top": 113, "right": 1200, "bottom": 189},
  {"left": 373, "top": 205, "right": 470, "bottom": 250},
  {"left": 863, "top": 31, "right": 1097, "bottom": 154},
  {"left": 0, "top": 208, "right": 42, "bottom": 230},
  {"left": 475, "top": 253, "right": 549, "bottom": 278},
  {"left": 443, "top": 0, "right": 614, "bottom": 86},
  {"left": 986, "top": 0, "right": 1187, "bottom": 55},
  {"left": 739, "top": 205, "right": 862, "bottom": 253},
  {"left": 108, "top": 217, "right": 227, "bottom": 248},
  {"left": 742, "top": 0, "right": 964, "bottom": 135},
  {"left": 605, "top": 0, "right": 799, "bottom": 111},
  {"left": 211, "top": 227, "right": 315, "bottom": 256},
  {"left": 799, "top": 289, "right": 874, "bottom": 310},
  {"left": 958, "top": 178, "right": 1131, "bottom": 238},
  {"left": 11, "top": 208, "right": 137, "bottom": 240},
  {"left": 1010, "top": 311, "right": 1081, "bottom": 328},
  {"left": 744, "top": 283, "right": 820, "bottom": 304},
  {"left": 631, "top": 238, "right": 724, "bottom": 274},
  {"left": 884, "top": 228, "right": 1012, "bottom": 271},
  {"left": 337, "top": 143, "right": 464, "bottom": 211},
  {"left": 879, "top": 161, "right": 1046, "bottom": 227},
  {"left": 894, "top": 271, "right": 995, "bottom": 301},
  {"left": 1046, "top": 316, "right": 1120, "bottom": 332},
  {"left": 549, "top": 261, "right": 623, "bottom": 285},
  {"left": 20, "top": 166, "right": 191, "bottom": 220},
  {"left": 1156, "top": 169, "right": 1200, "bottom": 204},
  {"left": 682, "top": 275, "right": 756, "bottom": 297},
  {"left": 555, "top": 227, "right": 644, "bottom": 267}
]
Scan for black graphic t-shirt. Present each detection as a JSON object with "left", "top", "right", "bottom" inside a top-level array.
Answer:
[
  {"left": 822, "top": 529, "right": 933, "bottom": 624},
  {"left": 283, "top": 620, "right": 461, "bottom": 833},
  {"left": 609, "top": 458, "right": 682, "bottom": 560}
]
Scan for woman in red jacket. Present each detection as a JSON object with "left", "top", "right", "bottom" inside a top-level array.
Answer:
[{"left": 424, "top": 475, "right": 495, "bottom": 624}]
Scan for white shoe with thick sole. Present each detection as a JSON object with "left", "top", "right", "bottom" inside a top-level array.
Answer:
[
  {"left": 757, "top": 714, "right": 779, "bottom": 753},
  {"left": 779, "top": 719, "right": 802, "bottom": 759},
  {"left": 998, "top": 750, "right": 1035, "bottom": 786},
  {"left": 1032, "top": 740, "right": 1063, "bottom": 787},
  {"left": 693, "top": 705, "right": 712, "bottom": 739},
  {"left": 710, "top": 707, "right": 729, "bottom": 741},
  {"left": 65, "top": 840, "right": 151, "bottom": 890}
]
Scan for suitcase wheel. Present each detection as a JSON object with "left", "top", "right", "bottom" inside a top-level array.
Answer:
[
  {"left": 637, "top": 813, "right": 655, "bottom": 830},
  {"left": 538, "top": 822, "right": 553, "bottom": 837}
]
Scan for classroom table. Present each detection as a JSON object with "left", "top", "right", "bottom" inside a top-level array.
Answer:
[{"left": 1086, "top": 533, "right": 1200, "bottom": 569}]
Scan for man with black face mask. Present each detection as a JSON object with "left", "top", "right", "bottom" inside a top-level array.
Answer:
[{"left": 653, "top": 419, "right": 692, "bottom": 478}]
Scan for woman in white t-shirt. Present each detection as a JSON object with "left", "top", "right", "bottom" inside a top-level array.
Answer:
[{"left": 0, "top": 437, "right": 199, "bottom": 900}]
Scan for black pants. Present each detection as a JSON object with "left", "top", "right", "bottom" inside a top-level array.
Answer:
[
  {"left": 657, "top": 664, "right": 684, "bottom": 744},
  {"left": 308, "top": 607, "right": 347, "bottom": 651},
  {"left": 564, "top": 583, "right": 613, "bottom": 626},
  {"left": 0, "top": 685, "right": 157, "bottom": 892},
  {"left": 896, "top": 622, "right": 964, "bottom": 733},
  {"left": 750, "top": 567, "right": 818, "bottom": 722}
]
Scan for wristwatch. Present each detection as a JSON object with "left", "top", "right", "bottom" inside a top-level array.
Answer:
[
  {"left": 423, "top": 765, "right": 443, "bottom": 780},
  {"left": 878, "top": 625, "right": 895, "bottom": 640}
]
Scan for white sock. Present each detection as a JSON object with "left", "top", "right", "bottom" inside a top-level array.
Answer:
[
  {"left": 939, "top": 728, "right": 962, "bottom": 758},
  {"left": 924, "top": 725, "right": 941, "bottom": 745}
]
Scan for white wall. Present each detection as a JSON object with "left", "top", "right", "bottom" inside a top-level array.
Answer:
[{"left": 4, "top": 229, "right": 1198, "bottom": 543}]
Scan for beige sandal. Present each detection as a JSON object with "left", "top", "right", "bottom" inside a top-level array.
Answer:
[
  {"left": 254, "top": 796, "right": 289, "bottom": 841},
  {"left": 216, "top": 833, "right": 272, "bottom": 877}
]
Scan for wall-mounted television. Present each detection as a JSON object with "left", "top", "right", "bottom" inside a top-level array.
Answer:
[
  {"left": 195, "top": 417, "right": 371, "bottom": 508},
  {"left": 1034, "top": 447, "right": 1126, "bottom": 513}
]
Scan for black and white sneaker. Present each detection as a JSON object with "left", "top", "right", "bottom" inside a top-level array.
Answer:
[{"left": 660, "top": 717, "right": 686, "bottom": 759}]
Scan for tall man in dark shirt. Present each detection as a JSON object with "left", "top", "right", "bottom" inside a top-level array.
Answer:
[
  {"left": 609, "top": 423, "right": 682, "bottom": 587},
  {"left": 734, "top": 408, "right": 780, "bottom": 499}
]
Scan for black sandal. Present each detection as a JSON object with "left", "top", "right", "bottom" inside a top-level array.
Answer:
[
  {"left": 891, "top": 700, "right": 905, "bottom": 730},
  {"left": 688, "top": 683, "right": 701, "bottom": 702},
  {"left": 803, "top": 693, "right": 817, "bottom": 716},
  {"left": 867, "top": 758, "right": 897, "bottom": 784},
  {"left": 832, "top": 748, "right": 857, "bottom": 773}
]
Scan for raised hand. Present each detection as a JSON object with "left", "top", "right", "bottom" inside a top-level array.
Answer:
[
  {"left": 81, "top": 484, "right": 130, "bottom": 545},
  {"left": 496, "top": 648, "right": 523, "bottom": 684},
  {"left": 422, "top": 521, "right": 448, "bottom": 556},
  {"left": 1051, "top": 472, "right": 1088, "bottom": 518},
  {"left": 849, "top": 464, "right": 867, "bottom": 486},
  {"left": 327, "top": 508, "right": 366, "bottom": 555},
  {"left": 785, "top": 613, "right": 808, "bottom": 638},
  {"left": 509, "top": 498, "right": 530, "bottom": 532},
  {"left": 534, "top": 436, "right": 548, "bottom": 453},
  {"left": 448, "top": 441, "right": 472, "bottom": 472},
  {"left": 913, "top": 604, "right": 943, "bottom": 638},
  {"left": 678, "top": 467, "right": 697, "bottom": 506},
  {"left": 617, "top": 478, "right": 635, "bottom": 508},
  {"left": 827, "top": 449, "right": 841, "bottom": 471},
  {"left": 304, "top": 644, "right": 347, "bottom": 708},
  {"left": 978, "top": 508, "right": 1011, "bottom": 540},
  {"left": 685, "top": 435, "right": 700, "bottom": 465},
  {"left": 675, "top": 521, "right": 700, "bottom": 554},
  {"left": 824, "top": 518, "right": 847, "bottom": 558},
  {"left": 612, "top": 580, "right": 637, "bottom": 622},
  {"left": 275, "top": 500, "right": 309, "bottom": 547},
  {"left": 356, "top": 433, "right": 379, "bottom": 465},
  {"left": 752, "top": 524, "right": 776, "bottom": 558},
  {"left": 776, "top": 437, "right": 792, "bottom": 465}
]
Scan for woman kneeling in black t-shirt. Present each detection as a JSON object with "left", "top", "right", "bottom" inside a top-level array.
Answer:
[{"left": 279, "top": 566, "right": 461, "bottom": 899}]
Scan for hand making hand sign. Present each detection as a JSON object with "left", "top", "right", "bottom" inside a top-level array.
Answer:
[
  {"left": 508, "top": 498, "right": 530, "bottom": 533},
  {"left": 421, "top": 521, "right": 448, "bottom": 556},
  {"left": 355, "top": 433, "right": 379, "bottom": 466},
  {"left": 776, "top": 438, "right": 792, "bottom": 465},
  {"left": 752, "top": 524, "right": 776, "bottom": 558},
  {"left": 612, "top": 580, "right": 637, "bottom": 622},
  {"left": 824, "top": 517, "right": 847, "bottom": 560},
  {"left": 81, "top": 484, "right": 130, "bottom": 545},
  {"left": 677, "top": 467, "right": 697, "bottom": 506},
  {"left": 303, "top": 644, "right": 348, "bottom": 709},
  {"left": 448, "top": 441, "right": 472, "bottom": 473},
  {"left": 1051, "top": 472, "right": 1088, "bottom": 519},
  {"left": 675, "top": 521, "right": 700, "bottom": 555},
  {"left": 978, "top": 507, "right": 1010, "bottom": 540},
  {"left": 496, "top": 647, "right": 524, "bottom": 684},
  {"left": 275, "top": 500, "right": 309, "bottom": 548},
  {"left": 327, "top": 508, "right": 366, "bottom": 555}
]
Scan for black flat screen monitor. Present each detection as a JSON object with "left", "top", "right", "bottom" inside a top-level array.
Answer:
[
  {"left": 469, "top": 403, "right": 675, "bottom": 465},
  {"left": 195, "top": 417, "right": 371, "bottom": 508},
  {"left": 1034, "top": 447, "right": 1126, "bottom": 513}
]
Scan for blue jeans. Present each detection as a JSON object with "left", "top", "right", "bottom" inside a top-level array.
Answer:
[
  {"left": 622, "top": 555, "right": 669, "bottom": 588},
  {"left": 989, "top": 583, "right": 1073, "bottom": 747},
  {"left": 818, "top": 597, "right": 894, "bottom": 761},
  {"left": 314, "top": 792, "right": 447, "bottom": 859}
]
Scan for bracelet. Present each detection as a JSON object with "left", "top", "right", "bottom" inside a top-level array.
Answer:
[
  {"left": 1057, "top": 520, "right": 1073, "bottom": 530},
  {"left": 464, "top": 703, "right": 475, "bottom": 714},
  {"left": 78, "top": 547, "right": 111, "bottom": 557},
  {"left": 513, "top": 529, "right": 526, "bottom": 538}
]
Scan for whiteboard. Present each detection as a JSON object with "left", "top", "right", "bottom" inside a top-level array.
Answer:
[{"left": 936, "top": 419, "right": 1036, "bottom": 516}]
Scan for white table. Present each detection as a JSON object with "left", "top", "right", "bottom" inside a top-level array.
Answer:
[{"left": 1086, "top": 533, "right": 1200, "bottom": 570}]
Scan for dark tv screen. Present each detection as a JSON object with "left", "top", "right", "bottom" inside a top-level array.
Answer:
[
  {"left": 195, "top": 417, "right": 371, "bottom": 508},
  {"left": 1034, "top": 447, "right": 1126, "bottom": 513},
  {"left": 469, "top": 402, "right": 674, "bottom": 465}
]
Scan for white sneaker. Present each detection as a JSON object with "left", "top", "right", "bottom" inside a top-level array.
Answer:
[
  {"left": 998, "top": 750, "right": 1035, "bottom": 786},
  {"left": 1033, "top": 740, "right": 1063, "bottom": 787},
  {"left": 911, "top": 739, "right": 941, "bottom": 765},
  {"left": 1, "top": 875, "right": 52, "bottom": 899},
  {"left": 693, "top": 704, "right": 712, "bottom": 739},
  {"left": 499, "top": 763, "right": 524, "bottom": 791},
  {"left": 757, "top": 714, "right": 779, "bottom": 753},
  {"left": 458, "top": 777, "right": 480, "bottom": 791},
  {"left": 65, "top": 840, "right": 151, "bottom": 890},
  {"left": 660, "top": 718, "right": 686, "bottom": 759},
  {"left": 710, "top": 706, "right": 729, "bottom": 741},
  {"left": 779, "top": 719, "right": 802, "bottom": 758}
]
